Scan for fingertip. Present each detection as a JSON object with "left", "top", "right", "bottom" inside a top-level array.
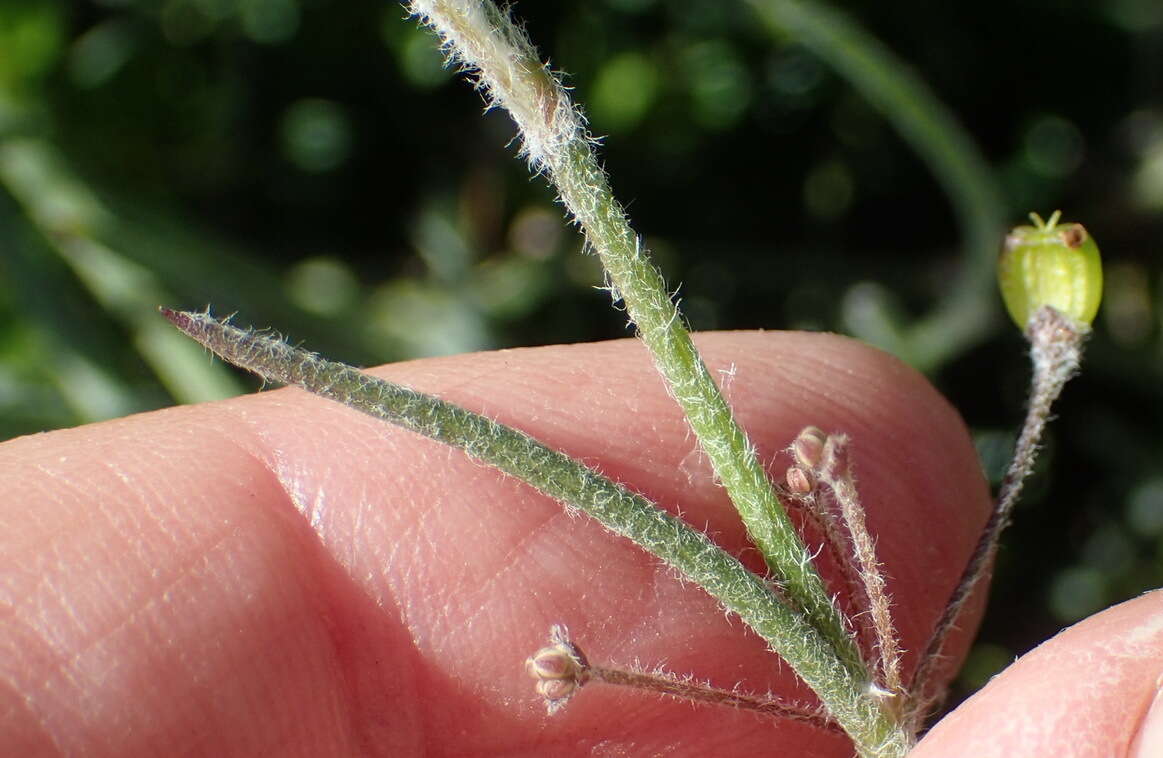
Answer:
[
  {"left": 0, "top": 330, "right": 992, "bottom": 756},
  {"left": 913, "top": 590, "right": 1163, "bottom": 757}
]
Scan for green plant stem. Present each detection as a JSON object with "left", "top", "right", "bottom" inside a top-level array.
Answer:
[
  {"left": 559, "top": 140, "right": 866, "bottom": 674},
  {"left": 163, "top": 307, "right": 911, "bottom": 757},
  {"left": 405, "top": 0, "right": 865, "bottom": 686},
  {"left": 746, "top": 0, "right": 1006, "bottom": 371}
]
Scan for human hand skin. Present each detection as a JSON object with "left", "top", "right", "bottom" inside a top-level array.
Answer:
[
  {"left": 0, "top": 330, "right": 1019, "bottom": 757},
  {"left": 912, "top": 588, "right": 1163, "bottom": 758}
]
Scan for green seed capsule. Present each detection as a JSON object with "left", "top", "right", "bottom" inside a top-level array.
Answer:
[{"left": 998, "top": 211, "right": 1103, "bottom": 330}]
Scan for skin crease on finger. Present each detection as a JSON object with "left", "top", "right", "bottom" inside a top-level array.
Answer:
[{"left": 0, "top": 331, "right": 989, "bottom": 757}]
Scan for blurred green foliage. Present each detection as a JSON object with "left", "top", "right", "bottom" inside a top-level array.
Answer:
[{"left": 2, "top": 0, "right": 1162, "bottom": 713}]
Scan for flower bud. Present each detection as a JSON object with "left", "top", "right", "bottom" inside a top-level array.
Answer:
[
  {"left": 535, "top": 677, "right": 580, "bottom": 703},
  {"left": 998, "top": 211, "right": 1103, "bottom": 331},
  {"left": 526, "top": 643, "right": 586, "bottom": 681},
  {"left": 525, "top": 626, "right": 589, "bottom": 712},
  {"left": 785, "top": 465, "right": 815, "bottom": 496},
  {"left": 792, "top": 426, "right": 827, "bottom": 469}
]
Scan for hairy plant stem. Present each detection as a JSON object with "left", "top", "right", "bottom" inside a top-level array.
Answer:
[
  {"left": 527, "top": 626, "right": 840, "bottom": 731},
  {"left": 817, "top": 435, "right": 903, "bottom": 700},
  {"left": 163, "top": 308, "right": 912, "bottom": 757},
  {"left": 784, "top": 487, "right": 873, "bottom": 656},
  {"left": 587, "top": 665, "right": 841, "bottom": 732},
  {"left": 910, "top": 305, "right": 1087, "bottom": 720},
  {"left": 404, "top": 0, "right": 866, "bottom": 691}
]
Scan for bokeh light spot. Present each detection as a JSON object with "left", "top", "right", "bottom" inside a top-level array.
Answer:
[
  {"left": 240, "top": 0, "right": 299, "bottom": 45},
  {"left": 1023, "top": 114, "right": 1085, "bottom": 178},
  {"left": 286, "top": 257, "right": 360, "bottom": 316},
  {"left": 1128, "top": 477, "right": 1163, "bottom": 537},
  {"left": 590, "top": 52, "right": 660, "bottom": 133},
  {"left": 681, "top": 40, "right": 751, "bottom": 130},
  {"left": 1047, "top": 566, "right": 1107, "bottom": 622},
  {"left": 69, "top": 21, "right": 134, "bottom": 89},
  {"left": 279, "top": 98, "right": 353, "bottom": 173},
  {"left": 508, "top": 206, "right": 562, "bottom": 261},
  {"left": 803, "top": 157, "right": 853, "bottom": 220},
  {"left": 958, "top": 642, "right": 1013, "bottom": 691},
  {"left": 399, "top": 25, "right": 450, "bottom": 89}
]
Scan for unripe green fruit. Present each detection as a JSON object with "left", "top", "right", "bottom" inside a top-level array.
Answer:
[{"left": 998, "top": 211, "right": 1103, "bottom": 330}]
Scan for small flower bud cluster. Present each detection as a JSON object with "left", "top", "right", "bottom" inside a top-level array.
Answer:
[
  {"left": 525, "top": 625, "right": 590, "bottom": 713},
  {"left": 784, "top": 426, "right": 827, "bottom": 497}
]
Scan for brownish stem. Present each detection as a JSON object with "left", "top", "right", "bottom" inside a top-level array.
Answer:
[
  {"left": 587, "top": 665, "right": 842, "bottom": 733},
  {"left": 525, "top": 626, "right": 841, "bottom": 733},
  {"left": 818, "top": 435, "right": 903, "bottom": 699},
  {"left": 909, "top": 306, "right": 1085, "bottom": 722}
]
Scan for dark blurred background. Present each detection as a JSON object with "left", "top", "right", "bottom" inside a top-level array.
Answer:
[{"left": 1, "top": 0, "right": 1160, "bottom": 710}]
